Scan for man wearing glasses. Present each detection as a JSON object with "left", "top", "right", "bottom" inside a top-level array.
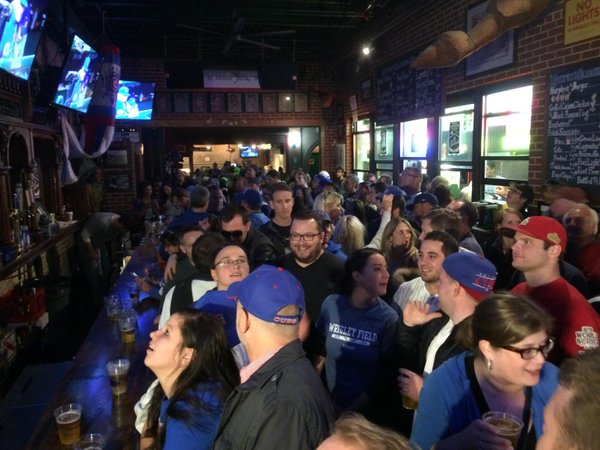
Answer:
[
  {"left": 220, "top": 204, "right": 277, "bottom": 270},
  {"left": 501, "top": 216, "right": 600, "bottom": 364},
  {"left": 280, "top": 212, "right": 345, "bottom": 359}
]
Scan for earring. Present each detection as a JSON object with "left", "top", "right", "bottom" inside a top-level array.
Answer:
[{"left": 486, "top": 359, "right": 493, "bottom": 371}]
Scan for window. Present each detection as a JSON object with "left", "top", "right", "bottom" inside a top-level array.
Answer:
[
  {"left": 352, "top": 118, "right": 371, "bottom": 176},
  {"left": 374, "top": 123, "right": 394, "bottom": 178},
  {"left": 482, "top": 85, "right": 532, "bottom": 202}
]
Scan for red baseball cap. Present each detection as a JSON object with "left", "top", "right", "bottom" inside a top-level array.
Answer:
[{"left": 500, "top": 216, "right": 567, "bottom": 253}]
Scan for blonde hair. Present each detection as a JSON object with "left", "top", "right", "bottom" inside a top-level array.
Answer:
[
  {"left": 313, "top": 191, "right": 344, "bottom": 213},
  {"left": 331, "top": 215, "right": 365, "bottom": 255},
  {"left": 329, "top": 413, "right": 416, "bottom": 450}
]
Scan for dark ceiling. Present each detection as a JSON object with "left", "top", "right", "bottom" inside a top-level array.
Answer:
[{"left": 69, "top": 0, "right": 401, "bottom": 65}]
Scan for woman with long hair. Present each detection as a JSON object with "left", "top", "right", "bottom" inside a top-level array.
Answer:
[
  {"left": 380, "top": 217, "right": 418, "bottom": 274},
  {"left": 411, "top": 292, "right": 558, "bottom": 450},
  {"left": 331, "top": 215, "right": 366, "bottom": 256},
  {"left": 316, "top": 248, "right": 398, "bottom": 412},
  {"left": 142, "top": 309, "right": 239, "bottom": 450}
]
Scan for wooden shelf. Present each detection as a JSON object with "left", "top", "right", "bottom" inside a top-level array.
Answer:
[{"left": 0, "top": 222, "right": 81, "bottom": 279}]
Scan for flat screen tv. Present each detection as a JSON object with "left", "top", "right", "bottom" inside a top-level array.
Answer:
[
  {"left": 240, "top": 146, "right": 259, "bottom": 158},
  {"left": 0, "top": 0, "right": 49, "bottom": 80},
  {"left": 52, "top": 34, "right": 100, "bottom": 113},
  {"left": 115, "top": 80, "right": 155, "bottom": 120}
]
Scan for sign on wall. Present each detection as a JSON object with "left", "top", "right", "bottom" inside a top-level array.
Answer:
[
  {"left": 564, "top": 0, "right": 600, "bottom": 45},
  {"left": 546, "top": 63, "right": 600, "bottom": 189}
]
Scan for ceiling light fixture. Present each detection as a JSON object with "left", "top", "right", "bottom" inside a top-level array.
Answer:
[{"left": 362, "top": 45, "right": 371, "bottom": 56}]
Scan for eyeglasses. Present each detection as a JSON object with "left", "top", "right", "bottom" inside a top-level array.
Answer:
[
  {"left": 290, "top": 232, "right": 321, "bottom": 242},
  {"left": 221, "top": 230, "right": 244, "bottom": 240},
  {"left": 501, "top": 338, "right": 554, "bottom": 360},
  {"left": 216, "top": 257, "right": 249, "bottom": 268}
]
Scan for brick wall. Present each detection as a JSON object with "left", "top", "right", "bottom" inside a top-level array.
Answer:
[{"left": 334, "top": 0, "right": 600, "bottom": 201}]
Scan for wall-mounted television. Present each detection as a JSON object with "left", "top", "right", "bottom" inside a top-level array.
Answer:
[
  {"left": 0, "top": 0, "right": 49, "bottom": 80},
  {"left": 115, "top": 80, "right": 155, "bottom": 120},
  {"left": 52, "top": 34, "right": 100, "bottom": 113},
  {"left": 240, "top": 146, "right": 259, "bottom": 158}
]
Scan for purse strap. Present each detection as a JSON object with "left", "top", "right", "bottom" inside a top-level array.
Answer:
[{"left": 465, "top": 355, "right": 533, "bottom": 450}]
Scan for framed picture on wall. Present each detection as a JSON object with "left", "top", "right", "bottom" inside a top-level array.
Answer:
[
  {"left": 105, "top": 149, "right": 128, "bottom": 166},
  {"left": 245, "top": 93, "right": 260, "bottom": 112},
  {"left": 192, "top": 93, "right": 207, "bottom": 113},
  {"left": 262, "top": 93, "right": 276, "bottom": 113},
  {"left": 210, "top": 93, "right": 225, "bottom": 113},
  {"left": 294, "top": 93, "right": 308, "bottom": 112},
  {"left": 278, "top": 93, "right": 294, "bottom": 112},
  {"left": 173, "top": 92, "right": 190, "bottom": 113},
  {"left": 105, "top": 173, "right": 130, "bottom": 192},
  {"left": 227, "top": 93, "right": 242, "bottom": 113},
  {"left": 465, "top": 0, "right": 515, "bottom": 77},
  {"left": 155, "top": 92, "right": 171, "bottom": 114}
]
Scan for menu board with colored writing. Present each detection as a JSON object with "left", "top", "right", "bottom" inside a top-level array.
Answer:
[
  {"left": 376, "top": 55, "right": 444, "bottom": 124},
  {"left": 547, "top": 63, "right": 600, "bottom": 189}
]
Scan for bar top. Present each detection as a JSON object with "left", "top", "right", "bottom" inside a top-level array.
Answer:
[{"left": 25, "top": 244, "right": 159, "bottom": 449}]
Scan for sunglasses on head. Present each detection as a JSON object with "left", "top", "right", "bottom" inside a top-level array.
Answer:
[{"left": 221, "top": 230, "right": 244, "bottom": 240}]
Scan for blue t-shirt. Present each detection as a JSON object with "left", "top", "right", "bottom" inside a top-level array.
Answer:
[
  {"left": 159, "top": 383, "right": 224, "bottom": 450},
  {"left": 316, "top": 294, "right": 398, "bottom": 408},
  {"left": 192, "top": 290, "right": 239, "bottom": 347},
  {"left": 248, "top": 211, "right": 271, "bottom": 229},
  {"left": 411, "top": 352, "right": 559, "bottom": 450}
]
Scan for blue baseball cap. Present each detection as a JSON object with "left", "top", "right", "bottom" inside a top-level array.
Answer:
[
  {"left": 227, "top": 265, "right": 305, "bottom": 325},
  {"left": 407, "top": 192, "right": 438, "bottom": 210},
  {"left": 241, "top": 189, "right": 263, "bottom": 208},
  {"left": 384, "top": 185, "right": 406, "bottom": 197},
  {"left": 442, "top": 253, "right": 496, "bottom": 301},
  {"left": 315, "top": 174, "right": 333, "bottom": 185}
]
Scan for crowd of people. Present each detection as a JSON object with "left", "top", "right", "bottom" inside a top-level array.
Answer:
[{"left": 88, "top": 161, "right": 600, "bottom": 449}]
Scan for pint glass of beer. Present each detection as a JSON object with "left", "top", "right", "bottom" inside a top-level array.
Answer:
[
  {"left": 106, "top": 358, "right": 130, "bottom": 396},
  {"left": 53, "top": 403, "right": 82, "bottom": 445},
  {"left": 118, "top": 311, "right": 137, "bottom": 344},
  {"left": 482, "top": 411, "right": 524, "bottom": 449}
]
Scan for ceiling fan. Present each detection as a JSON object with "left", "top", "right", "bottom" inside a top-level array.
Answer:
[{"left": 177, "top": 16, "right": 296, "bottom": 53}]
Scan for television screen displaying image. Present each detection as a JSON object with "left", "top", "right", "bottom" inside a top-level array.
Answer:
[
  {"left": 240, "top": 146, "right": 259, "bottom": 158},
  {"left": 53, "top": 34, "right": 100, "bottom": 113},
  {"left": 116, "top": 80, "right": 155, "bottom": 120},
  {"left": 0, "top": 0, "right": 48, "bottom": 80}
]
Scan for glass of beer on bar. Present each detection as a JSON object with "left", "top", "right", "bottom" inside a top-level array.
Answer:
[
  {"left": 128, "top": 281, "right": 140, "bottom": 307},
  {"left": 53, "top": 403, "right": 82, "bottom": 445},
  {"left": 73, "top": 433, "right": 105, "bottom": 450},
  {"left": 106, "top": 358, "right": 130, "bottom": 396},
  {"left": 104, "top": 294, "right": 121, "bottom": 322},
  {"left": 118, "top": 311, "right": 137, "bottom": 345}
]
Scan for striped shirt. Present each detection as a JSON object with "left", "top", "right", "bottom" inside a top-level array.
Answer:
[
  {"left": 240, "top": 344, "right": 285, "bottom": 384},
  {"left": 392, "top": 276, "right": 434, "bottom": 312}
]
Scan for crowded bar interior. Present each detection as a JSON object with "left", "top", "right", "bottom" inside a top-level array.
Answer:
[{"left": 0, "top": 0, "right": 599, "bottom": 449}]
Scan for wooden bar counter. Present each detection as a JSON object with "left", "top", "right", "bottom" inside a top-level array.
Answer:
[{"left": 25, "top": 244, "right": 159, "bottom": 449}]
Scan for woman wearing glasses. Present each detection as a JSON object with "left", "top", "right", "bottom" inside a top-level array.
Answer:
[
  {"left": 411, "top": 292, "right": 558, "bottom": 450},
  {"left": 193, "top": 243, "right": 250, "bottom": 349}
]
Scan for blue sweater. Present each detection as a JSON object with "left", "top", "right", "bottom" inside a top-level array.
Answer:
[
  {"left": 159, "top": 382, "right": 224, "bottom": 450},
  {"left": 411, "top": 352, "right": 559, "bottom": 450}
]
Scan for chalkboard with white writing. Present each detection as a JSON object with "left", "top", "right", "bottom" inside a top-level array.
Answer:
[
  {"left": 547, "top": 63, "right": 600, "bottom": 189},
  {"left": 376, "top": 55, "right": 444, "bottom": 124}
]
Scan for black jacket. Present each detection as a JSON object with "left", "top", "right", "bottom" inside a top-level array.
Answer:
[
  {"left": 213, "top": 340, "right": 334, "bottom": 450},
  {"left": 259, "top": 220, "right": 290, "bottom": 258},
  {"left": 243, "top": 227, "right": 278, "bottom": 270},
  {"left": 396, "top": 314, "right": 468, "bottom": 373}
]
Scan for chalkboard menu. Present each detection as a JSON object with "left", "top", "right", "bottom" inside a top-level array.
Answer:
[
  {"left": 376, "top": 55, "right": 444, "bottom": 124},
  {"left": 547, "top": 64, "right": 600, "bottom": 189}
]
